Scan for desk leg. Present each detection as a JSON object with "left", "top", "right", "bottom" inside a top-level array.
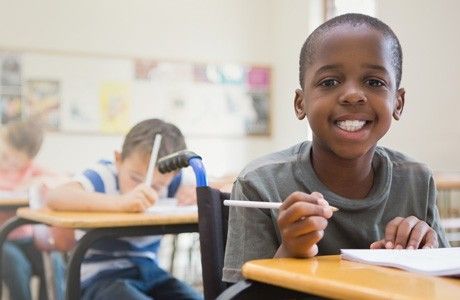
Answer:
[
  {"left": 66, "top": 228, "right": 110, "bottom": 300},
  {"left": 42, "top": 252, "right": 57, "bottom": 300},
  {"left": 0, "top": 217, "right": 38, "bottom": 299}
]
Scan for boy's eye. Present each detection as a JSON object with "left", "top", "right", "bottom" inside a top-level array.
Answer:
[
  {"left": 366, "top": 79, "right": 385, "bottom": 87},
  {"left": 320, "top": 79, "right": 340, "bottom": 87}
]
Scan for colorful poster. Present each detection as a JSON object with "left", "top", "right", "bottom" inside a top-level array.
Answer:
[
  {"left": 0, "top": 94, "right": 22, "bottom": 124},
  {"left": 245, "top": 66, "right": 271, "bottom": 135},
  {"left": 24, "top": 80, "right": 60, "bottom": 130},
  {"left": 134, "top": 59, "right": 158, "bottom": 80},
  {"left": 0, "top": 53, "right": 23, "bottom": 124},
  {"left": 0, "top": 52, "right": 272, "bottom": 136},
  {"left": 136, "top": 62, "right": 272, "bottom": 136},
  {"left": 61, "top": 81, "right": 100, "bottom": 132},
  {"left": 1, "top": 54, "right": 21, "bottom": 86},
  {"left": 99, "top": 82, "right": 131, "bottom": 133}
]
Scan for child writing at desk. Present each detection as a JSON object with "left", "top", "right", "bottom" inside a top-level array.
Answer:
[
  {"left": 223, "top": 13, "right": 449, "bottom": 282},
  {"left": 0, "top": 119, "right": 65, "bottom": 300},
  {"left": 47, "top": 118, "right": 201, "bottom": 300}
]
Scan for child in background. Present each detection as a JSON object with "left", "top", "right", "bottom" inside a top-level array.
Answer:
[
  {"left": 0, "top": 119, "right": 65, "bottom": 300},
  {"left": 223, "top": 13, "right": 449, "bottom": 283},
  {"left": 47, "top": 118, "right": 202, "bottom": 300}
]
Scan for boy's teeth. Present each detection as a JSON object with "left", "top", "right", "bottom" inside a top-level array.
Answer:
[{"left": 336, "top": 120, "right": 366, "bottom": 132}]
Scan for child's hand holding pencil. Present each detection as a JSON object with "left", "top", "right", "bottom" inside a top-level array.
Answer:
[{"left": 270, "top": 191, "right": 334, "bottom": 259}]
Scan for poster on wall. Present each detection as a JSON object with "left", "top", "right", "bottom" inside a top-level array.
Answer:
[
  {"left": 134, "top": 60, "right": 271, "bottom": 137},
  {"left": 61, "top": 81, "right": 100, "bottom": 132},
  {"left": 24, "top": 80, "right": 60, "bottom": 130},
  {"left": 99, "top": 81, "right": 131, "bottom": 134},
  {"left": 0, "top": 53, "right": 23, "bottom": 124},
  {"left": 245, "top": 66, "right": 271, "bottom": 135},
  {"left": 0, "top": 50, "right": 272, "bottom": 136}
]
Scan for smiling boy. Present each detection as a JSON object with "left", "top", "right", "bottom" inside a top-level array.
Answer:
[{"left": 223, "top": 13, "right": 449, "bottom": 282}]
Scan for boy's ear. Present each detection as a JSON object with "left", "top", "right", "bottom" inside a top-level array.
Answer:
[
  {"left": 294, "top": 89, "right": 306, "bottom": 120},
  {"left": 393, "top": 88, "right": 405, "bottom": 120},
  {"left": 114, "top": 151, "right": 122, "bottom": 169}
]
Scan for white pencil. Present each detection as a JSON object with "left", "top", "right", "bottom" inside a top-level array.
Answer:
[
  {"left": 223, "top": 200, "right": 338, "bottom": 212},
  {"left": 145, "top": 134, "right": 162, "bottom": 185}
]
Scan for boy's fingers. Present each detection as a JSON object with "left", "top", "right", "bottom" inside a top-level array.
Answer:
[
  {"left": 278, "top": 201, "right": 332, "bottom": 226},
  {"left": 406, "top": 221, "right": 430, "bottom": 249},
  {"left": 310, "top": 192, "right": 324, "bottom": 200},
  {"left": 282, "top": 216, "right": 328, "bottom": 239},
  {"left": 139, "top": 185, "right": 157, "bottom": 205},
  {"left": 281, "top": 192, "right": 328, "bottom": 210},
  {"left": 304, "top": 244, "right": 319, "bottom": 258},
  {"left": 370, "top": 239, "right": 386, "bottom": 249},
  {"left": 384, "top": 217, "right": 404, "bottom": 248},
  {"left": 422, "top": 229, "right": 438, "bottom": 249},
  {"left": 394, "top": 216, "right": 419, "bottom": 249},
  {"left": 292, "top": 230, "right": 324, "bottom": 252},
  {"left": 142, "top": 198, "right": 153, "bottom": 209}
]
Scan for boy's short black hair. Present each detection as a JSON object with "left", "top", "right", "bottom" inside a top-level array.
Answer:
[
  {"left": 121, "top": 118, "right": 186, "bottom": 161},
  {"left": 299, "top": 13, "right": 403, "bottom": 88},
  {"left": 3, "top": 119, "right": 44, "bottom": 158}
]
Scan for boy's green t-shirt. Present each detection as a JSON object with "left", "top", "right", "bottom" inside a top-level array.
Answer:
[{"left": 223, "top": 141, "right": 449, "bottom": 282}]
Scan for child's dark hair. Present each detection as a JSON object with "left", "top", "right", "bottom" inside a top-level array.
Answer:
[
  {"left": 3, "top": 119, "right": 44, "bottom": 158},
  {"left": 299, "top": 13, "right": 403, "bottom": 88},
  {"left": 121, "top": 118, "right": 186, "bottom": 161}
]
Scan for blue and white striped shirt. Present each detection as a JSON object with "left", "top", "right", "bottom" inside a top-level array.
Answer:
[{"left": 74, "top": 160, "right": 183, "bottom": 288}]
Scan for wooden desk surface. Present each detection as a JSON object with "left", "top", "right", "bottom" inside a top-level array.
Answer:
[
  {"left": 16, "top": 207, "right": 197, "bottom": 228},
  {"left": 435, "top": 174, "right": 460, "bottom": 190},
  {"left": 242, "top": 256, "right": 460, "bottom": 300},
  {"left": 0, "top": 197, "right": 28, "bottom": 207}
]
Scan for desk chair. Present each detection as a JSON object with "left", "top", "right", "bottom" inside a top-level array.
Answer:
[
  {"left": 158, "top": 151, "right": 317, "bottom": 300},
  {"left": 158, "top": 151, "right": 230, "bottom": 300}
]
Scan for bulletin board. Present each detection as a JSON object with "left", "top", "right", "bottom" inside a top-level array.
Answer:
[{"left": 0, "top": 50, "right": 271, "bottom": 137}]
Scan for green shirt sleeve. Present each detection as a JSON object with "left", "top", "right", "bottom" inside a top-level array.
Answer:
[{"left": 222, "top": 177, "right": 280, "bottom": 282}]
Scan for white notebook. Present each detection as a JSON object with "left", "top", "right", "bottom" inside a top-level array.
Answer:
[
  {"left": 0, "top": 190, "right": 28, "bottom": 199},
  {"left": 340, "top": 247, "right": 460, "bottom": 276},
  {"left": 146, "top": 198, "right": 197, "bottom": 215}
]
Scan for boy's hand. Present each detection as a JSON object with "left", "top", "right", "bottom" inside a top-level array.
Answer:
[
  {"left": 276, "top": 192, "right": 333, "bottom": 258},
  {"left": 175, "top": 185, "right": 197, "bottom": 206},
  {"left": 370, "top": 216, "right": 438, "bottom": 250},
  {"left": 118, "top": 184, "right": 158, "bottom": 212}
]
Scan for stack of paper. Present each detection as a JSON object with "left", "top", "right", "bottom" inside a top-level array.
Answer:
[
  {"left": 146, "top": 198, "right": 197, "bottom": 215},
  {"left": 0, "top": 190, "right": 28, "bottom": 199},
  {"left": 341, "top": 247, "right": 460, "bottom": 276}
]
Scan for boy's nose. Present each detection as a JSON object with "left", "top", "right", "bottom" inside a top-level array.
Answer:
[{"left": 338, "top": 86, "right": 367, "bottom": 105}]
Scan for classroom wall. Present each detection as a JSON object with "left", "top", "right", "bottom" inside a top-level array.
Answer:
[
  {"left": 0, "top": 0, "right": 458, "bottom": 176},
  {"left": 377, "top": 0, "right": 460, "bottom": 172},
  {"left": 0, "top": 0, "right": 317, "bottom": 177}
]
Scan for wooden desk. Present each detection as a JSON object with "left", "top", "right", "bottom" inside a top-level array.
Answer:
[
  {"left": 435, "top": 174, "right": 460, "bottom": 190},
  {"left": 16, "top": 207, "right": 197, "bottom": 228},
  {"left": 435, "top": 174, "right": 460, "bottom": 237},
  {"left": 232, "top": 256, "right": 460, "bottom": 300},
  {"left": 0, "top": 208, "right": 198, "bottom": 300},
  {"left": 0, "top": 196, "right": 28, "bottom": 209}
]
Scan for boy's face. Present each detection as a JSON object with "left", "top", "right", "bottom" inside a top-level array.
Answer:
[
  {"left": 0, "top": 142, "right": 32, "bottom": 173},
  {"left": 115, "top": 150, "right": 176, "bottom": 195},
  {"left": 295, "top": 24, "right": 405, "bottom": 160}
]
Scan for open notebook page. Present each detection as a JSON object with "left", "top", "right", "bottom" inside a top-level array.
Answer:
[
  {"left": 0, "top": 190, "right": 28, "bottom": 199},
  {"left": 341, "top": 247, "right": 460, "bottom": 276},
  {"left": 146, "top": 198, "right": 197, "bottom": 215}
]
